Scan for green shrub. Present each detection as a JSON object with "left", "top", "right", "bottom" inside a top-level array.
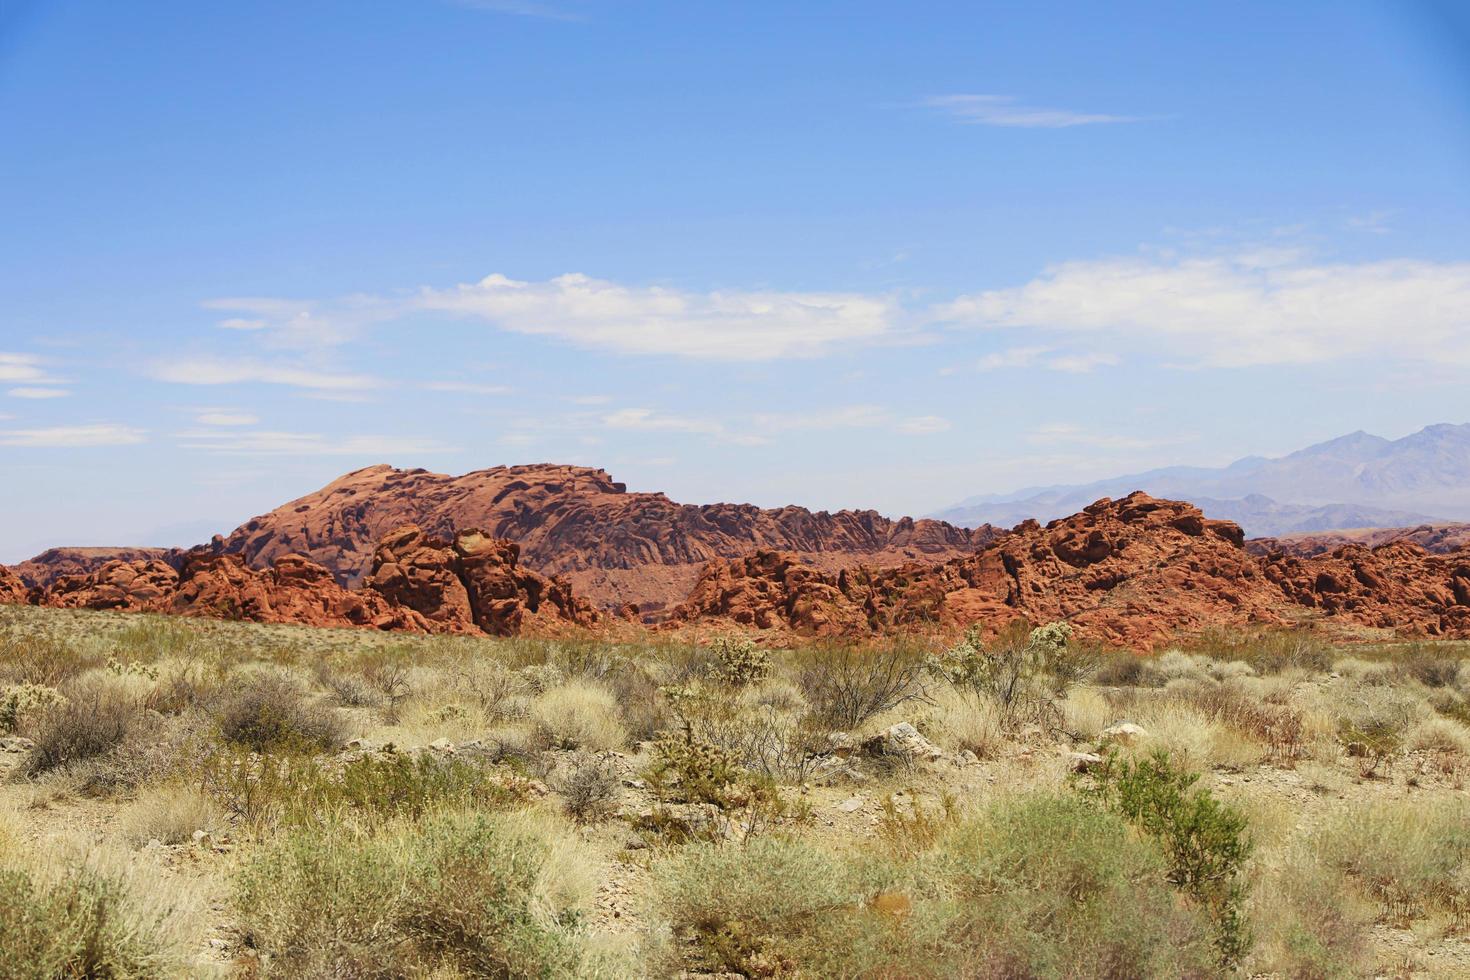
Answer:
[
  {"left": 925, "top": 620, "right": 1089, "bottom": 728},
  {"left": 1075, "top": 749, "right": 1252, "bottom": 964},
  {"left": 0, "top": 866, "right": 176, "bottom": 978},
  {"left": 651, "top": 794, "right": 1220, "bottom": 978},
  {"left": 211, "top": 672, "right": 343, "bottom": 753},
  {"left": 0, "top": 683, "right": 65, "bottom": 733},
  {"left": 202, "top": 749, "right": 526, "bottom": 826},
  {"left": 236, "top": 810, "right": 592, "bottom": 978},
  {"left": 710, "top": 635, "right": 771, "bottom": 687},
  {"left": 651, "top": 836, "right": 873, "bottom": 977},
  {"left": 931, "top": 793, "right": 1220, "bottom": 977}
]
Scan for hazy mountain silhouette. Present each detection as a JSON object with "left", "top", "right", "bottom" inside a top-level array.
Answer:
[{"left": 933, "top": 423, "right": 1470, "bottom": 536}]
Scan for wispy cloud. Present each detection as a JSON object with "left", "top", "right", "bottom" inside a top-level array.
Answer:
[
  {"left": 895, "top": 415, "right": 952, "bottom": 434},
  {"left": 209, "top": 273, "right": 899, "bottom": 361},
  {"left": 423, "top": 380, "right": 513, "bottom": 396},
  {"left": 599, "top": 404, "right": 950, "bottom": 444},
  {"left": 7, "top": 387, "right": 69, "bottom": 399},
  {"left": 152, "top": 357, "right": 379, "bottom": 391},
  {"left": 453, "top": 0, "right": 584, "bottom": 21},
  {"left": 0, "top": 423, "right": 146, "bottom": 447},
  {"left": 173, "top": 429, "right": 460, "bottom": 456},
  {"left": 418, "top": 273, "right": 897, "bottom": 361},
  {"left": 0, "top": 353, "right": 54, "bottom": 384},
  {"left": 195, "top": 411, "right": 259, "bottom": 426},
  {"left": 1028, "top": 422, "right": 1196, "bottom": 452},
  {"left": 917, "top": 94, "right": 1143, "bottom": 128},
  {"left": 972, "top": 345, "right": 1116, "bottom": 374},
  {"left": 938, "top": 252, "right": 1470, "bottom": 368}
]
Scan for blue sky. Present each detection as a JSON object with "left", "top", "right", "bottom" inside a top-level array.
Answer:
[{"left": 3, "top": 0, "right": 1470, "bottom": 561}]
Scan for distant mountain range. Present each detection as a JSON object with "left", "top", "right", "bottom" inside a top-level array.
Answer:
[{"left": 932, "top": 423, "right": 1470, "bottom": 537}]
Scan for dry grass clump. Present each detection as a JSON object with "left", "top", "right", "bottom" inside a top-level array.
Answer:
[
  {"left": 924, "top": 686, "right": 1007, "bottom": 758},
  {"left": 0, "top": 803, "right": 207, "bottom": 978},
  {"left": 20, "top": 679, "right": 148, "bottom": 777},
  {"left": 528, "top": 679, "right": 627, "bottom": 751},
  {"left": 211, "top": 670, "right": 344, "bottom": 753},
  {"left": 236, "top": 809, "right": 602, "bottom": 978},
  {"left": 200, "top": 749, "right": 527, "bottom": 829},
  {"left": 1315, "top": 795, "right": 1470, "bottom": 933},
  {"left": 651, "top": 792, "right": 1219, "bottom": 977},
  {"left": 549, "top": 750, "right": 620, "bottom": 824},
  {"left": 115, "top": 782, "right": 227, "bottom": 846},
  {"left": 1247, "top": 859, "right": 1374, "bottom": 978}
]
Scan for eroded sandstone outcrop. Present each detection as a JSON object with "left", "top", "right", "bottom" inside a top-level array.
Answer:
[
  {"left": 13, "top": 547, "right": 182, "bottom": 589},
  {"left": 212, "top": 464, "right": 998, "bottom": 612},
  {"left": 671, "top": 493, "right": 1292, "bottom": 648},
  {"left": 40, "top": 551, "right": 427, "bottom": 632},
  {"left": 1262, "top": 542, "right": 1470, "bottom": 637},
  {"left": 670, "top": 492, "right": 1470, "bottom": 647},
  {"left": 666, "top": 550, "right": 876, "bottom": 637},
  {"left": 365, "top": 525, "right": 600, "bottom": 636},
  {"left": 0, "top": 565, "right": 29, "bottom": 605}
]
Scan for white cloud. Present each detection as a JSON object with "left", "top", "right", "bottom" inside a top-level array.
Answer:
[
  {"left": 0, "top": 353, "right": 49, "bottom": 383},
  {"left": 423, "top": 380, "right": 513, "bottom": 395},
  {"left": 203, "top": 273, "right": 898, "bottom": 361},
  {"left": 417, "top": 273, "right": 896, "bottom": 360},
  {"left": 1046, "top": 352, "right": 1119, "bottom": 373},
  {"left": 974, "top": 345, "right": 1116, "bottom": 373},
  {"left": 1028, "top": 422, "right": 1196, "bottom": 451},
  {"left": 152, "top": 357, "right": 378, "bottom": 390},
  {"left": 174, "top": 429, "right": 459, "bottom": 456},
  {"left": 0, "top": 353, "right": 68, "bottom": 391},
  {"left": 0, "top": 424, "right": 146, "bottom": 447},
  {"left": 896, "top": 415, "right": 952, "bottom": 435},
  {"left": 939, "top": 253, "right": 1470, "bottom": 368},
  {"left": 601, "top": 408, "right": 723, "bottom": 435},
  {"left": 918, "top": 94, "right": 1142, "bottom": 128},
  {"left": 7, "top": 387, "right": 69, "bottom": 399},
  {"left": 751, "top": 405, "right": 891, "bottom": 432},
  {"left": 195, "top": 411, "right": 259, "bottom": 426},
  {"left": 454, "top": 0, "right": 583, "bottom": 21},
  {"left": 203, "top": 297, "right": 372, "bottom": 349}
]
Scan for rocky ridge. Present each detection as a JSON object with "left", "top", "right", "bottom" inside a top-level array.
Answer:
[
  {"left": 1248, "top": 523, "right": 1470, "bottom": 558},
  {"left": 14, "top": 546, "right": 182, "bottom": 589},
  {"left": 669, "top": 492, "right": 1470, "bottom": 646},
  {"left": 9, "top": 527, "right": 602, "bottom": 637},
  {"left": 210, "top": 464, "right": 997, "bottom": 613}
]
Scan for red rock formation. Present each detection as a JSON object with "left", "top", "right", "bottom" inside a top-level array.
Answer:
[
  {"left": 13, "top": 547, "right": 182, "bottom": 589},
  {"left": 165, "top": 552, "right": 428, "bottom": 631},
  {"left": 1249, "top": 524, "right": 1470, "bottom": 558},
  {"left": 666, "top": 550, "right": 876, "bottom": 637},
  {"left": 671, "top": 493, "right": 1294, "bottom": 648},
  {"left": 671, "top": 493, "right": 1470, "bottom": 647},
  {"left": 1262, "top": 542, "right": 1470, "bottom": 637},
  {"left": 213, "top": 464, "right": 998, "bottom": 613},
  {"left": 46, "top": 560, "right": 180, "bottom": 611},
  {"left": 873, "top": 493, "right": 1284, "bottom": 648},
  {"left": 41, "top": 551, "right": 427, "bottom": 632},
  {"left": 0, "top": 565, "right": 30, "bottom": 605},
  {"left": 365, "top": 525, "right": 600, "bottom": 637}
]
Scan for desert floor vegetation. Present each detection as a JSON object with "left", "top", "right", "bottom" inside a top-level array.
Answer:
[{"left": 1, "top": 602, "right": 1469, "bottom": 977}]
